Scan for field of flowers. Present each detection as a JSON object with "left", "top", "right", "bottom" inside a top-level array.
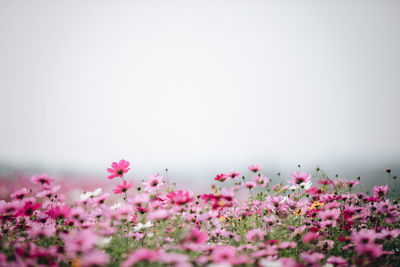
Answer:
[{"left": 0, "top": 160, "right": 399, "bottom": 267}]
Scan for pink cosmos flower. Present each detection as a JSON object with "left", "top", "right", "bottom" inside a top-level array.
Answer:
[
  {"left": 302, "top": 232, "right": 318, "bottom": 243},
  {"left": 318, "top": 208, "right": 341, "bottom": 227},
  {"left": 47, "top": 205, "right": 71, "bottom": 220},
  {"left": 252, "top": 174, "right": 270, "bottom": 187},
  {"left": 30, "top": 173, "right": 54, "bottom": 185},
  {"left": 16, "top": 201, "right": 41, "bottom": 217},
  {"left": 143, "top": 173, "right": 165, "bottom": 193},
  {"left": 211, "top": 245, "right": 236, "bottom": 263},
  {"left": 107, "top": 159, "right": 130, "bottom": 180},
  {"left": 62, "top": 229, "right": 98, "bottom": 255},
  {"left": 186, "top": 228, "right": 208, "bottom": 244},
  {"left": 227, "top": 171, "right": 242, "bottom": 179},
  {"left": 36, "top": 185, "right": 61, "bottom": 198},
  {"left": 248, "top": 164, "right": 261, "bottom": 172},
  {"left": 80, "top": 249, "right": 110, "bottom": 267},
  {"left": 289, "top": 171, "right": 312, "bottom": 185},
  {"left": 10, "top": 188, "right": 29, "bottom": 200},
  {"left": 355, "top": 243, "right": 384, "bottom": 258},
  {"left": 121, "top": 249, "right": 160, "bottom": 267},
  {"left": 157, "top": 252, "right": 189, "bottom": 265},
  {"left": 147, "top": 209, "right": 171, "bottom": 221},
  {"left": 326, "top": 256, "right": 348, "bottom": 266},
  {"left": 278, "top": 241, "right": 297, "bottom": 250},
  {"left": 214, "top": 173, "right": 227, "bottom": 182},
  {"left": 350, "top": 229, "right": 378, "bottom": 246},
  {"left": 166, "top": 190, "right": 193, "bottom": 205},
  {"left": 372, "top": 185, "right": 389, "bottom": 198},
  {"left": 300, "top": 252, "right": 324, "bottom": 265},
  {"left": 113, "top": 181, "right": 133, "bottom": 194},
  {"left": 245, "top": 181, "right": 256, "bottom": 189},
  {"left": 245, "top": 229, "right": 265, "bottom": 242}
]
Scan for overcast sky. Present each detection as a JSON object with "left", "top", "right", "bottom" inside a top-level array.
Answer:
[{"left": 0, "top": 1, "right": 399, "bottom": 184}]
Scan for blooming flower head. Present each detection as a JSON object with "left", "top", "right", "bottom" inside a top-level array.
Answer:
[
  {"left": 227, "top": 171, "right": 242, "bottom": 179},
  {"left": 372, "top": 185, "right": 389, "bottom": 198},
  {"left": 186, "top": 228, "right": 208, "bottom": 244},
  {"left": 245, "top": 181, "right": 256, "bottom": 189},
  {"left": 31, "top": 173, "right": 54, "bottom": 185},
  {"left": 252, "top": 174, "right": 270, "bottom": 187},
  {"left": 212, "top": 245, "right": 236, "bottom": 263},
  {"left": 245, "top": 229, "right": 265, "bottom": 242},
  {"left": 107, "top": 159, "right": 130, "bottom": 180},
  {"left": 248, "top": 164, "right": 261, "bottom": 173},
  {"left": 80, "top": 188, "right": 102, "bottom": 201},
  {"left": 10, "top": 188, "right": 30, "bottom": 200},
  {"left": 113, "top": 181, "right": 133, "bottom": 194},
  {"left": 121, "top": 249, "right": 160, "bottom": 267},
  {"left": 326, "top": 256, "right": 348, "bottom": 266},
  {"left": 289, "top": 171, "right": 312, "bottom": 185},
  {"left": 166, "top": 190, "right": 193, "bottom": 205},
  {"left": 143, "top": 173, "right": 165, "bottom": 193},
  {"left": 214, "top": 173, "right": 227, "bottom": 182}
]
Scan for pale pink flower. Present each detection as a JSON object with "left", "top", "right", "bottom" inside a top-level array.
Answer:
[
  {"left": 245, "top": 229, "right": 265, "bottom": 242},
  {"left": 248, "top": 164, "right": 261, "bottom": 172},
  {"left": 30, "top": 173, "right": 54, "bottom": 185},
  {"left": 143, "top": 173, "right": 165, "bottom": 193},
  {"left": 185, "top": 228, "right": 208, "bottom": 244},
  {"left": 252, "top": 174, "right": 270, "bottom": 187},
  {"left": 245, "top": 181, "right": 256, "bottom": 189},
  {"left": 211, "top": 245, "right": 236, "bottom": 263},
  {"left": 10, "top": 188, "right": 29, "bottom": 200},
  {"left": 326, "top": 256, "right": 348, "bottom": 266},
  {"left": 227, "top": 171, "right": 242, "bottom": 179},
  {"left": 121, "top": 249, "right": 160, "bottom": 267},
  {"left": 288, "top": 171, "right": 312, "bottom": 185},
  {"left": 80, "top": 249, "right": 110, "bottom": 267}
]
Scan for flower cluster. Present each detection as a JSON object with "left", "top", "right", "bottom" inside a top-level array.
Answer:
[{"left": 0, "top": 162, "right": 399, "bottom": 266}]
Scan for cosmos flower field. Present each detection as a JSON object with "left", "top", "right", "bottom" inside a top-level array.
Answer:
[{"left": 0, "top": 160, "right": 399, "bottom": 266}]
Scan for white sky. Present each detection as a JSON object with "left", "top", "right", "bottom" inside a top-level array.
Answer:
[{"left": 0, "top": 0, "right": 399, "bottom": 184}]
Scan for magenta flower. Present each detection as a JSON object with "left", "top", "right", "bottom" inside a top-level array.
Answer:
[
  {"left": 289, "top": 171, "right": 312, "bottom": 185},
  {"left": 166, "top": 190, "right": 193, "bottom": 205},
  {"left": 248, "top": 164, "right": 261, "bottom": 172},
  {"left": 113, "top": 181, "right": 133, "bottom": 194},
  {"left": 214, "top": 173, "right": 227, "bottom": 182},
  {"left": 372, "top": 185, "right": 389, "bottom": 198},
  {"left": 107, "top": 159, "right": 130, "bottom": 180},
  {"left": 47, "top": 205, "right": 71, "bottom": 220}
]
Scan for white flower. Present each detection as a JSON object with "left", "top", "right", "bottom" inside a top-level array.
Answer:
[
  {"left": 110, "top": 203, "right": 121, "bottom": 210},
  {"left": 289, "top": 185, "right": 297, "bottom": 192},
  {"left": 300, "top": 181, "right": 312, "bottom": 190},
  {"left": 147, "top": 233, "right": 154, "bottom": 238},
  {"left": 80, "top": 188, "right": 102, "bottom": 201},
  {"left": 96, "top": 236, "right": 112, "bottom": 247},
  {"left": 133, "top": 221, "right": 153, "bottom": 232}
]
